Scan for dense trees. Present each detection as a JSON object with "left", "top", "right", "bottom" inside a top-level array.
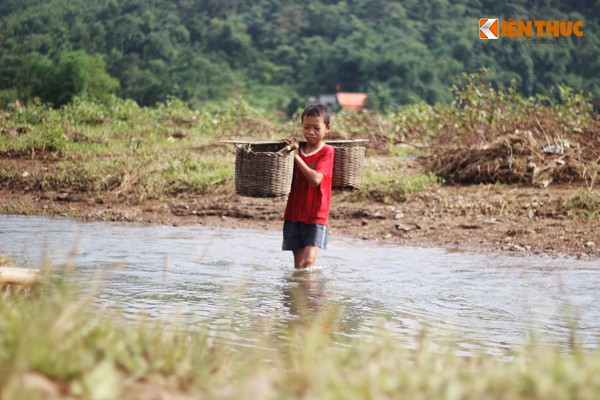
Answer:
[
  {"left": 13, "top": 51, "right": 119, "bottom": 106},
  {"left": 0, "top": 0, "right": 598, "bottom": 110}
]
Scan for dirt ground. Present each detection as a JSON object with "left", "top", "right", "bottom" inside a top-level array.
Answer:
[{"left": 2, "top": 182, "right": 598, "bottom": 260}]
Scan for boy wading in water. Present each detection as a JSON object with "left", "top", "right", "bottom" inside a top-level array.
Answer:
[{"left": 282, "top": 104, "right": 335, "bottom": 269}]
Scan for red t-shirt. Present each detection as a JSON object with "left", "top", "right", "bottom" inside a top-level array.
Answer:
[{"left": 284, "top": 144, "right": 334, "bottom": 226}]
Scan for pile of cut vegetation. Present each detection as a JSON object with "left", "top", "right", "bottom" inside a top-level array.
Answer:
[{"left": 429, "top": 129, "right": 598, "bottom": 187}]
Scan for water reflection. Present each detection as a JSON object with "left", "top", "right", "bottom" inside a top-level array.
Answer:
[{"left": 283, "top": 269, "right": 328, "bottom": 328}]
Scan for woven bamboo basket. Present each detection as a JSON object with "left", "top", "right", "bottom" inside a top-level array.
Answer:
[
  {"left": 332, "top": 145, "right": 365, "bottom": 190},
  {"left": 235, "top": 143, "right": 293, "bottom": 198}
]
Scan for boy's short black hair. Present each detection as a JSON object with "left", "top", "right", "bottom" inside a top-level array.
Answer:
[{"left": 301, "top": 103, "right": 331, "bottom": 126}]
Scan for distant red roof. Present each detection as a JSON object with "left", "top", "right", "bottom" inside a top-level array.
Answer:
[{"left": 336, "top": 92, "right": 368, "bottom": 111}]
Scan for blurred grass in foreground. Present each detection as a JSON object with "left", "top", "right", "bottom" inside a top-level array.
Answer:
[{"left": 1, "top": 272, "right": 600, "bottom": 400}]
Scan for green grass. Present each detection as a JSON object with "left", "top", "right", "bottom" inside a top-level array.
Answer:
[
  {"left": 160, "top": 154, "right": 234, "bottom": 195},
  {"left": 2, "top": 273, "right": 600, "bottom": 399},
  {"left": 564, "top": 189, "right": 600, "bottom": 218},
  {"left": 0, "top": 97, "right": 261, "bottom": 201},
  {"left": 1, "top": 86, "right": 596, "bottom": 206},
  {"left": 356, "top": 157, "right": 444, "bottom": 203}
]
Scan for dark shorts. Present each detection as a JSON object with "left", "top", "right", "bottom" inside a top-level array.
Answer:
[{"left": 282, "top": 221, "right": 328, "bottom": 251}]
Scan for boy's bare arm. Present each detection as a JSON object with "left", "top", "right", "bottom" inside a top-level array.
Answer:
[
  {"left": 284, "top": 137, "right": 324, "bottom": 186},
  {"left": 294, "top": 155, "right": 323, "bottom": 187},
  {"left": 284, "top": 137, "right": 323, "bottom": 187}
]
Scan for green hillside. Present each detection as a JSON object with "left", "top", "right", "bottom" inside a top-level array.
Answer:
[{"left": 0, "top": 0, "right": 598, "bottom": 110}]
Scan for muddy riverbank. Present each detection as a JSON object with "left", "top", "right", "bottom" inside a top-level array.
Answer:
[{"left": 2, "top": 183, "right": 598, "bottom": 260}]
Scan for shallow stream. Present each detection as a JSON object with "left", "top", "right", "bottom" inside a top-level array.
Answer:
[{"left": 1, "top": 214, "right": 599, "bottom": 353}]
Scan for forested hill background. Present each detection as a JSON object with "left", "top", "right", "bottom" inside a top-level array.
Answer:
[{"left": 0, "top": 0, "right": 598, "bottom": 111}]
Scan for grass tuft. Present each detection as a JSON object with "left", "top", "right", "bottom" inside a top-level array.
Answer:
[{"left": 563, "top": 189, "right": 600, "bottom": 218}]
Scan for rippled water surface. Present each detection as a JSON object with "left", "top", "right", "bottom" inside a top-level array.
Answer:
[{"left": 1, "top": 214, "right": 599, "bottom": 352}]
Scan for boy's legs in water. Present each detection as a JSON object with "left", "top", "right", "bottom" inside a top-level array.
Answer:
[{"left": 293, "top": 246, "right": 319, "bottom": 269}]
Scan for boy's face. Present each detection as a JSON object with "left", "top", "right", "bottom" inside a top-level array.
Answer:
[{"left": 302, "top": 115, "right": 330, "bottom": 146}]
